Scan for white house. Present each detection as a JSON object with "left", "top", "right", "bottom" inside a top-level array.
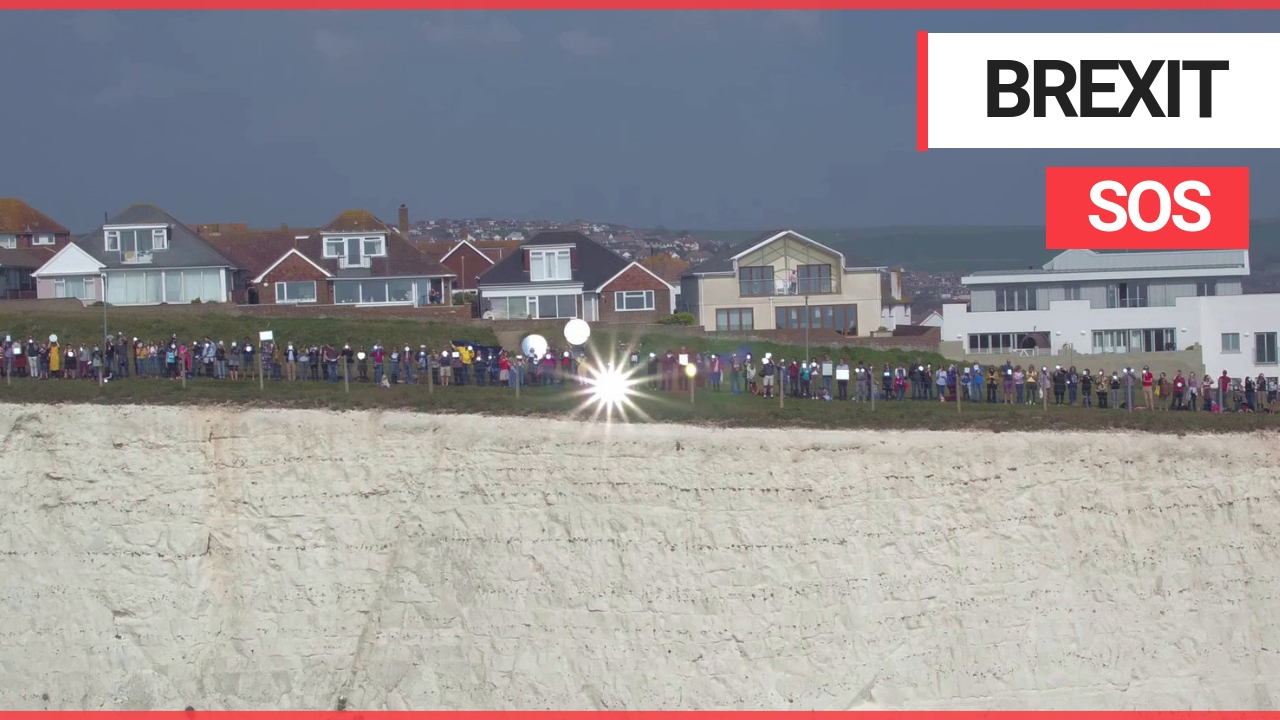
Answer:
[
  {"left": 31, "top": 242, "right": 105, "bottom": 302},
  {"left": 941, "top": 248, "right": 1280, "bottom": 379}
]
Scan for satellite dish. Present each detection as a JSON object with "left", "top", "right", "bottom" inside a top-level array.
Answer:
[
  {"left": 521, "top": 334, "right": 548, "bottom": 359},
  {"left": 49, "top": 334, "right": 57, "bottom": 343},
  {"left": 564, "top": 318, "right": 590, "bottom": 346}
]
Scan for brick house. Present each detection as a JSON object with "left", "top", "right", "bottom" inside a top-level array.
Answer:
[
  {"left": 202, "top": 229, "right": 325, "bottom": 304},
  {"left": 206, "top": 210, "right": 454, "bottom": 306},
  {"left": 594, "top": 261, "right": 676, "bottom": 323},
  {"left": 0, "top": 198, "right": 72, "bottom": 299},
  {"left": 476, "top": 230, "right": 674, "bottom": 324},
  {"left": 422, "top": 239, "right": 493, "bottom": 293}
]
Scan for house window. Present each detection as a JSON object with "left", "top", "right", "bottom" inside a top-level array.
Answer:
[
  {"left": 995, "top": 286, "right": 1037, "bottom": 311},
  {"left": 1093, "top": 328, "right": 1176, "bottom": 353},
  {"left": 968, "top": 333, "right": 1037, "bottom": 352},
  {"left": 797, "top": 265, "right": 833, "bottom": 294},
  {"left": 614, "top": 290, "right": 655, "bottom": 311},
  {"left": 323, "top": 236, "right": 385, "bottom": 264},
  {"left": 275, "top": 281, "right": 317, "bottom": 303},
  {"left": 738, "top": 266, "right": 774, "bottom": 296},
  {"left": 529, "top": 249, "right": 572, "bottom": 282},
  {"left": 52, "top": 277, "right": 95, "bottom": 300},
  {"left": 1197, "top": 281, "right": 1217, "bottom": 296},
  {"left": 774, "top": 303, "right": 857, "bottom": 331},
  {"left": 0, "top": 235, "right": 14, "bottom": 249},
  {"left": 104, "top": 231, "right": 119, "bottom": 251},
  {"left": 506, "top": 296, "right": 529, "bottom": 319},
  {"left": 333, "top": 279, "right": 416, "bottom": 305},
  {"left": 715, "top": 308, "right": 754, "bottom": 331},
  {"left": 33, "top": 234, "right": 55, "bottom": 246},
  {"left": 1222, "top": 333, "right": 1241, "bottom": 353},
  {"left": 152, "top": 228, "right": 168, "bottom": 250},
  {"left": 1106, "top": 282, "right": 1148, "bottom": 308},
  {"left": 532, "top": 294, "right": 577, "bottom": 319},
  {"left": 1257, "top": 332, "right": 1278, "bottom": 365},
  {"left": 1064, "top": 284, "right": 1082, "bottom": 301}
]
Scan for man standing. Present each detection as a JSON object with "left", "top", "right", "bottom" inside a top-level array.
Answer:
[
  {"left": 1141, "top": 366, "right": 1155, "bottom": 410},
  {"left": 836, "top": 358, "right": 850, "bottom": 400},
  {"left": 821, "top": 354, "right": 834, "bottom": 397}
]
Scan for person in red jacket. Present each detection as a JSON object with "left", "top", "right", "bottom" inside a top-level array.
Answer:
[
  {"left": 1141, "top": 366, "right": 1155, "bottom": 410},
  {"left": 1172, "top": 370, "right": 1186, "bottom": 410}
]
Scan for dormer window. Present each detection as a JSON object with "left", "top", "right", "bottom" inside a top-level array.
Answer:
[
  {"left": 0, "top": 235, "right": 15, "bottom": 249},
  {"left": 104, "top": 225, "right": 168, "bottom": 261},
  {"left": 32, "top": 234, "right": 55, "bottom": 246},
  {"left": 322, "top": 234, "right": 387, "bottom": 268},
  {"left": 529, "top": 248, "right": 572, "bottom": 282}
]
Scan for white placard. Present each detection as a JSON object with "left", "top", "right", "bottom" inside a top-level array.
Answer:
[
  {"left": 678, "top": 354, "right": 688, "bottom": 365},
  {"left": 835, "top": 368, "right": 850, "bottom": 381},
  {"left": 259, "top": 330, "right": 274, "bottom": 342},
  {"left": 822, "top": 362, "right": 834, "bottom": 375}
]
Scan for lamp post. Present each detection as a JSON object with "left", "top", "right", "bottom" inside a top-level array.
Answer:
[
  {"left": 804, "top": 294, "right": 810, "bottom": 363},
  {"left": 100, "top": 273, "right": 107, "bottom": 387}
]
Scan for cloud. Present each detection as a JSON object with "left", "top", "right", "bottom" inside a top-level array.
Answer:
[
  {"left": 422, "top": 15, "right": 523, "bottom": 46},
  {"left": 91, "top": 60, "right": 204, "bottom": 107},
  {"left": 313, "top": 28, "right": 363, "bottom": 62},
  {"left": 557, "top": 29, "right": 612, "bottom": 57},
  {"left": 69, "top": 12, "right": 124, "bottom": 45}
]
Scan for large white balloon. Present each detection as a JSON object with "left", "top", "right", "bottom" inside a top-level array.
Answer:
[
  {"left": 522, "top": 334, "right": 549, "bottom": 358},
  {"left": 564, "top": 318, "right": 591, "bottom": 346}
]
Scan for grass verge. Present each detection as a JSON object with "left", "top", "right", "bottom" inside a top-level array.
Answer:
[{"left": 1, "top": 374, "right": 1275, "bottom": 434}]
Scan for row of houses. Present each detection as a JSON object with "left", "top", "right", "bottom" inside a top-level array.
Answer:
[{"left": 4, "top": 199, "right": 903, "bottom": 336}]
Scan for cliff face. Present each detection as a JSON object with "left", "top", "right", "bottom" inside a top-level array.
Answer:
[{"left": 3, "top": 403, "right": 1280, "bottom": 710}]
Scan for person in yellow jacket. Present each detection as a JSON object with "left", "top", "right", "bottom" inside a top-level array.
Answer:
[
  {"left": 1025, "top": 366, "right": 1038, "bottom": 404},
  {"left": 49, "top": 340, "right": 62, "bottom": 376}
]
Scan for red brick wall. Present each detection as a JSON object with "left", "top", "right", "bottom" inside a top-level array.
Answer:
[
  {"left": 259, "top": 254, "right": 332, "bottom": 305},
  {"left": 598, "top": 265, "right": 672, "bottom": 324},
  {"left": 443, "top": 244, "right": 495, "bottom": 290},
  {"left": 235, "top": 304, "right": 472, "bottom": 322}
]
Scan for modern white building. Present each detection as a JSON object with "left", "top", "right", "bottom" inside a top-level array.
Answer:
[{"left": 941, "top": 249, "right": 1279, "bottom": 380}]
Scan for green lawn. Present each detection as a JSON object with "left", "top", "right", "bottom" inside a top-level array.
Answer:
[{"left": 2, "top": 373, "right": 1275, "bottom": 434}]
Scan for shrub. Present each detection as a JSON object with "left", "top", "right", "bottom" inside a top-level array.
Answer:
[{"left": 657, "top": 312, "right": 696, "bottom": 326}]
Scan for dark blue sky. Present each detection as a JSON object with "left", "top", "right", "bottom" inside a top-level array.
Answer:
[{"left": 4, "top": 10, "right": 1280, "bottom": 232}]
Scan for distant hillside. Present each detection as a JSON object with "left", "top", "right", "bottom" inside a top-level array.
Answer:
[{"left": 689, "top": 223, "right": 1280, "bottom": 288}]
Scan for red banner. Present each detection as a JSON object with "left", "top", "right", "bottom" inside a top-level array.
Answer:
[{"left": 1045, "top": 166, "right": 1250, "bottom": 251}]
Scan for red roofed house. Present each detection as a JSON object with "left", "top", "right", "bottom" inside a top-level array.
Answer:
[
  {"left": 0, "top": 198, "right": 72, "bottom": 299},
  {"left": 476, "top": 230, "right": 675, "bottom": 323},
  {"left": 207, "top": 209, "right": 455, "bottom": 306}
]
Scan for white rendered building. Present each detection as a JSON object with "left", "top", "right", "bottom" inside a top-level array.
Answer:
[{"left": 941, "top": 249, "right": 1280, "bottom": 379}]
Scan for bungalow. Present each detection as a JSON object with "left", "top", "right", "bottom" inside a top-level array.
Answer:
[
  {"left": 476, "top": 230, "right": 675, "bottom": 323},
  {"left": 207, "top": 210, "right": 454, "bottom": 306},
  {"left": 34, "top": 204, "right": 238, "bottom": 305},
  {"left": 0, "top": 198, "right": 73, "bottom": 299}
]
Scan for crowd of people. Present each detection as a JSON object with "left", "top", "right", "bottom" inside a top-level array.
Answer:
[{"left": 3, "top": 333, "right": 1276, "bottom": 414}]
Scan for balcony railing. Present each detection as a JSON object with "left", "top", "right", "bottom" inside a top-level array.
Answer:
[
  {"left": 740, "top": 279, "right": 837, "bottom": 297},
  {"left": 966, "top": 347, "right": 1053, "bottom": 356}
]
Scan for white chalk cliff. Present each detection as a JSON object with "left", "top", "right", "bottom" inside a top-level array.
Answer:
[{"left": 2, "top": 403, "right": 1279, "bottom": 709}]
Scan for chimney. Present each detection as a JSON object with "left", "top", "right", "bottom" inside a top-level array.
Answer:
[{"left": 398, "top": 204, "right": 409, "bottom": 233}]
